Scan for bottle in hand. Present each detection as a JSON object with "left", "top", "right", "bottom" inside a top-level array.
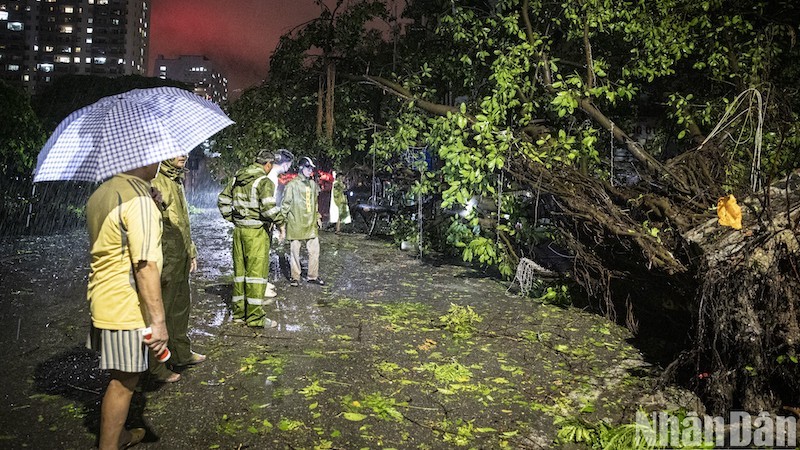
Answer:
[{"left": 142, "top": 327, "right": 171, "bottom": 362}]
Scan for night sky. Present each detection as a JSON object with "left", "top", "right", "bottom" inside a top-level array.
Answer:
[{"left": 149, "top": 0, "right": 323, "bottom": 96}]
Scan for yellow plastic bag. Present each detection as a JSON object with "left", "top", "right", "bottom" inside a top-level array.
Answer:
[{"left": 717, "top": 194, "right": 742, "bottom": 230}]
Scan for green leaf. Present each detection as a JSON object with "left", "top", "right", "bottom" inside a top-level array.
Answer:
[{"left": 343, "top": 412, "right": 367, "bottom": 421}]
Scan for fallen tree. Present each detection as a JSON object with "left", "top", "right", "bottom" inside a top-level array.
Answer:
[
  {"left": 355, "top": 0, "right": 800, "bottom": 413},
  {"left": 220, "top": 0, "right": 800, "bottom": 413}
]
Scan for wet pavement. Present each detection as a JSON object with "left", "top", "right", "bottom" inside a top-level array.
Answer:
[{"left": 0, "top": 209, "right": 698, "bottom": 449}]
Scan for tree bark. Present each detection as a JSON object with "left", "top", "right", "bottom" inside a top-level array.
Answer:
[
  {"left": 316, "top": 73, "right": 324, "bottom": 138},
  {"left": 326, "top": 60, "right": 336, "bottom": 141}
]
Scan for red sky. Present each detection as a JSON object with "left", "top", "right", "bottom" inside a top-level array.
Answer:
[{"left": 149, "top": 0, "right": 323, "bottom": 96}]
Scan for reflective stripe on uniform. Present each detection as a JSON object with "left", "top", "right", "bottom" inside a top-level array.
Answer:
[
  {"left": 233, "top": 198, "right": 259, "bottom": 209},
  {"left": 232, "top": 295, "right": 245, "bottom": 302},
  {"left": 233, "top": 276, "right": 245, "bottom": 282},
  {"left": 247, "top": 298, "right": 264, "bottom": 305},
  {"left": 251, "top": 176, "right": 267, "bottom": 208},
  {"left": 265, "top": 206, "right": 281, "bottom": 217},
  {"left": 260, "top": 196, "right": 276, "bottom": 206},
  {"left": 235, "top": 219, "right": 265, "bottom": 227},
  {"left": 245, "top": 277, "right": 268, "bottom": 284}
]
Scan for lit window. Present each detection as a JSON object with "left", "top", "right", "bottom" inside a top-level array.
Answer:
[
  {"left": 89, "top": 0, "right": 94, "bottom": 4},
  {"left": 45, "top": 46, "right": 54, "bottom": 52},
  {"left": 98, "top": 0, "right": 108, "bottom": 4},
  {"left": 0, "top": 12, "right": 8, "bottom": 20},
  {"left": 61, "top": 47, "right": 71, "bottom": 53},
  {"left": 85, "top": 57, "right": 91, "bottom": 63},
  {"left": 88, "top": 18, "right": 93, "bottom": 24},
  {"left": 23, "top": 74, "right": 30, "bottom": 81},
  {"left": 73, "top": 57, "right": 80, "bottom": 63},
  {"left": 55, "top": 55, "right": 70, "bottom": 63},
  {"left": 45, "top": 76, "right": 51, "bottom": 82},
  {"left": 33, "top": 45, "right": 39, "bottom": 51},
  {"left": 159, "top": 65, "right": 166, "bottom": 71},
  {"left": 64, "top": 6, "right": 73, "bottom": 13},
  {"left": 75, "top": 47, "right": 81, "bottom": 53},
  {"left": 7, "top": 22, "right": 23, "bottom": 31},
  {"left": 112, "top": 18, "right": 119, "bottom": 25},
  {"left": 86, "top": 38, "right": 92, "bottom": 44},
  {"left": 118, "top": 58, "right": 124, "bottom": 64},
  {"left": 87, "top": 27, "right": 92, "bottom": 33},
  {"left": 93, "top": 56, "right": 106, "bottom": 64},
  {"left": 60, "top": 25, "right": 73, "bottom": 33},
  {"left": 7, "top": 64, "right": 19, "bottom": 71}
]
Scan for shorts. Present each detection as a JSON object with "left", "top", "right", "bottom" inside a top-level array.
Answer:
[{"left": 87, "top": 324, "right": 148, "bottom": 373}]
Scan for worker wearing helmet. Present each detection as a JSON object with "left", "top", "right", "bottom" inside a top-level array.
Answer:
[
  {"left": 281, "top": 156, "right": 324, "bottom": 286},
  {"left": 217, "top": 149, "right": 288, "bottom": 328}
]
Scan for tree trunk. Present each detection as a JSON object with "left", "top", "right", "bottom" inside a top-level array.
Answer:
[
  {"left": 325, "top": 60, "right": 336, "bottom": 141},
  {"left": 316, "top": 73, "right": 324, "bottom": 138}
]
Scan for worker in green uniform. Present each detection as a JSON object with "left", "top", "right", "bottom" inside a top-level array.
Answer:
[
  {"left": 149, "top": 155, "right": 205, "bottom": 382},
  {"left": 217, "top": 149, "right": 284, "bottom": 327},
  {"left": 330, "top": 171, "right": 351, "bottom": 234},
  {"left": 282, "top": 157, "right": 324, "bottom": 286}
]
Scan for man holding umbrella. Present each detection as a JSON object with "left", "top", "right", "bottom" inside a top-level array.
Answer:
[
  {"left": 33, "top": 87, "right": 234, "bottom": 449},
  {"left": 85, "top": 161, "right": 169, "bottom": 449}
]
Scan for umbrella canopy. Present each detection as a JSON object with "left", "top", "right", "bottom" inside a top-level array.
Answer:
[{"left": 33, "top": 87, "right": 233, "bottom": 183}]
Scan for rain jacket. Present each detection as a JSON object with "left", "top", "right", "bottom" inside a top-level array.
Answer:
[
  {"left": 152, "top": 160, "right": 197, "bottom": 264},
  {"left": 217, "top": 163, "right": 283, "bottom": 229},
  {"left": 217, "top": 162, "right": 279, "bottom": 327},
  {"left": 332, "top": 180, "right": 351, "bottom": 222},
  {"left": 281, "top": 172, "right": 320, "bottom": 240},
  {"left": 150, "top": 159, "right": 197, "bottom": 367}
]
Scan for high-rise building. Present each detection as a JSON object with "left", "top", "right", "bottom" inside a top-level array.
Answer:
[
  {"left": 0, "top": 0, "right": 150, "bottom": 93},
  {"left": 155, "top": 54, "right": 227, "bottom": 104}
]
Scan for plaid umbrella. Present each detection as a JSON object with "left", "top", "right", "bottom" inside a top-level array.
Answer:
[{"left": 33, "top": 87, "right": 234, "bottom": 183}]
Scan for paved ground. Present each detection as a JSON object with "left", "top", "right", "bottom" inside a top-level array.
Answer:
[{"left": 0, "top": 209, "right": 697, "bottom": 449}]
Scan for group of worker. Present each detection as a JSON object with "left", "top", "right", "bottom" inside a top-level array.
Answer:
[
  {"left": 216, "top": 149, "right": 326, "bottom": 327},
  {"left": 83, "top": 147, "right": 341, "bottom": 448}
]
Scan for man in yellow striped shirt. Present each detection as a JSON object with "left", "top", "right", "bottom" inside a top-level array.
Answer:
[{"left": 86, "top": 161, "right": 168, "bottom": 449}]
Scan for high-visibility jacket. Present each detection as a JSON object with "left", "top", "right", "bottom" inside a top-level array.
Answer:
[
  {"left": 281, "top": 173, "right": 320, "bottom": 240},
  {"left": 218, "top": 163, "right": 283, "bottom": 229}
]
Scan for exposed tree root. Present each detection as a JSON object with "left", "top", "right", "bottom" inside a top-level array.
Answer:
[{"left": 686, "top": 171, "right": 800, "bottom": 413}]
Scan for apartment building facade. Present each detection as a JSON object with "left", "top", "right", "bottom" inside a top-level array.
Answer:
[
  {"left": 0, "top": 0, "right": 149, "bottom": 93},
  {"left": 155, "top": 54, "right": 227, "bottom": 105}
]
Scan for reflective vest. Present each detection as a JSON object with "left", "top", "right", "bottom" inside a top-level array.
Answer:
[{"left": 218, "top": 163, "right": 282, "bottom": 228}]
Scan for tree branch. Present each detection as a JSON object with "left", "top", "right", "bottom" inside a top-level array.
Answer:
[{"left": 584, "top": 15, "right": 594, "bottom": 90}]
